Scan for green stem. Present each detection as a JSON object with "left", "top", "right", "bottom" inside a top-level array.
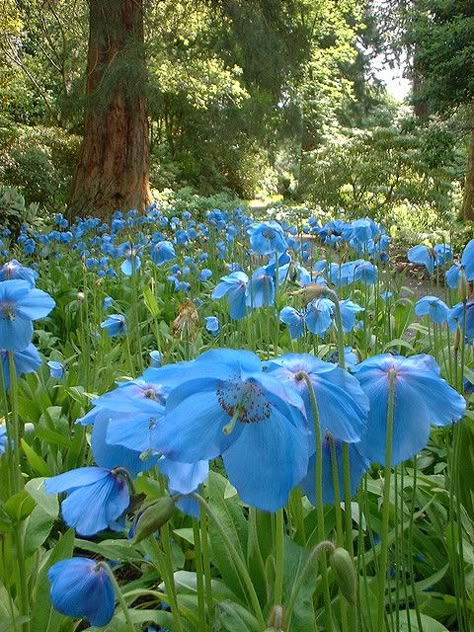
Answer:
[
  {"left": 301, "top": 374, "right": 334, "bottom": 632},
  {"left": 146, "top": 535, "right": 184, "bottom": 632},
  {"left": 191, "top": 493, "right": 265, "bottom": 627},
  {"left": 192, "top": 519, "right": 208, "bottom": 631},
  {"left": 7, "top": 352, "right": 22, "bottom": 493},
  {"left": 98, "top": 561, "right": 135, "bottom": 631},
  {"left": 376, "top": 369, "right": 396, "bottom": 632},
  {"left": 285, "top": 540, "right": 336, "bottom": 627},
  {"left": 199, "top": 503, "right": 214, "bottom": 625},
  {"left": 274, "top": 508, "right": 285, "bottom": 605}
]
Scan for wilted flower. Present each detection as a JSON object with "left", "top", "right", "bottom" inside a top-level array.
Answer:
[{"left": 172, "top": 300, "right": 200, "bottom": 339}]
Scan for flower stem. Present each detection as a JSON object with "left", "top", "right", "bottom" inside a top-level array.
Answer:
[
  {"left": 301, "top": 374, "right": 334, "bottom": 632},
  {"left": 98, "top": 561, "right": 135, "bottom": 631},
  {"left": 376, "top": 369, "right": 396, "bottom": 631},
  {"left": 191, "top": 493, "right": 265, "bottom": 627},
  {"left": 285, "top": 540, "right": 336, "bottom": 627},
  {"left": 274, "top": 508, "right": 285, "bottom": 606}
]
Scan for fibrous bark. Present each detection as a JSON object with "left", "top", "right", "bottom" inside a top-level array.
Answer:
[{"left": 68, "top": 0, "right": 151, "bottom": 219}]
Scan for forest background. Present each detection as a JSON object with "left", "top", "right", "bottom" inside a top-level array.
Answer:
[{"left": 0, "top": 0, "right": 473, "bottom": 240}]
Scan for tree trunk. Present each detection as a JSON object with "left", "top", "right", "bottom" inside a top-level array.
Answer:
[
  {"left": 463, "top": 127, "right": 474, "bottom": 221},
  {"left": 68, "top": 0, "right": 151, "bottom": 219}
]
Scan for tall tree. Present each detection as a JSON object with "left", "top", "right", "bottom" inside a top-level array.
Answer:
[
  {"left": 373, "top": 0, "right": 474, "bottom": 220},
  {"left": 68, "top": 0, "right": 151, "bottom": 218}
]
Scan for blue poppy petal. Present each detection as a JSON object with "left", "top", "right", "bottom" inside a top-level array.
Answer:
[{"left": 223, "top": 406, "right": 308, "bottom": 511}]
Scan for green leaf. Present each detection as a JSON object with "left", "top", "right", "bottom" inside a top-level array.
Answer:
[
  {"left": 383, "top": 339, "right": 415, "bottom": 352},
  {"left": 398, "top": 610, "right": 449, "bottom": 631},
  {"left": 143, "top": 286, "right": 161, "bottom": 318},
  {"left": 173, "top": 527, "right": 195, "bottom": 546},
  {"left": 4, "top": 491, "right": 36, "bottom": 522},
  {"left": 0, "top": 579, "right": 17, "bottom": 621},
  {"left": 25, "top": 478, "right": 58, "bottom": 518},
  {"left": 283, "top": 537, "right": 317, "bottom": 632},
  {"left": 158, "top": 570, "right": 237, "bottom": 602},
  {"left": 24, "top": 505, "right": 56, "bottom": 558},
  {"left": 21, "top": 439, "right": 51, "bottom": 477},
  {"left": 207, "top": 471, "right": 248, "bottom": 602},
  {"left": 74, "top": 538, "right": 144, "bottom": 562},
  {"left": 214, "top": 600, "right": 261, "bottom": 632}
]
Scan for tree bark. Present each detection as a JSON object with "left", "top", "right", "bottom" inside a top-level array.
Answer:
[
  {"left": 463, "top": 126, "right": 474, "bottom": 221},
  {"left": 68, "top": 0, "right": 151, "bottom": 219}
]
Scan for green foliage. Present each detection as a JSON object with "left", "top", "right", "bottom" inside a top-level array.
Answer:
[
  {"left": 0, "top": 186, "right": 39, "bottom": 236},
  {"left": 0, "top": 126, "right": 81, "bottom": 210},
  {"left": 153, "top": 187, "right": 243, "bottom": 218},
  {"left": 299, "top": 113, "right": 465, "bottom": 233}
]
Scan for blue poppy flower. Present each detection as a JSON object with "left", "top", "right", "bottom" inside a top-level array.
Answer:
[
  {"left": 0, "top": 344, "right": 41, "bottom": 389},
  {"left": 205, "top": 316, "right": 220, "bottom": 336},
  {"left": 246, "top": 267, "right": 275, "bottom": 308},
  {"left": 407, "top": 245, "right": 435, "bottom": 274},
  {"left": 433, "top": 244, "right": 452, "bottom": 266},
  {"left": 159, "top": 458, "right": 209, "bottom": 497},
  {"left": 0, "top": 280, "right": 55, "bottom": 351},
  {"left": 304, "top": 297, "right": 334, "bottom": 335},
  {"left": 301, "top": 438, "right": 370, "bottom": 505},
  {"left": 47, "top": 360, "right": 64, "bottom": 379},
  {"left": 199, "top": 268, "right": 213, "bottom": 282},
  {"left": 0, "top": 260, "right": 37, "bottom": 286},
  {"left": 354, "top": 261, "right": 378, "bottom": 285},
  {"left": 149, "top": 350, "right": 162, "bottom": 367},
  {"left": 448, "top": 301, "right": 474, "bottom": 342},
  {"left": 100, "top": 314, "right": 126, "bottom": 337},
  {"left": 461, "top": 239, "right": 474, "bottom": 280},
  {"left": 247, "top": 221, "right": 288, "bottom": 255},
  {"left": 48, "top": 557, "right": 115, "bottom": 626},
  {"left": 212, "top": 271, "right": 248, "bottom": 320},
  {"left": 327, "top": 347, "right": 359, "bottom": 370},
  {"left": 44, "top": 467, "right": 130, "bottom": 536},
  {"left": 151, "top": 241, "right": 176, "bottom": 266},
  {"left": 103, "top": 295, "right": 114, "bottom": 310},
  {"left": 280, "top": 306, "right": 305, "bottom": 339},
  {"left": 0, "top": 425, "right": 7, "bottom": 455},
  {"left": 415, "top": 296, "right": 449, "bottom": 324},
  {"left": 445, "top": 264, "right": 461, "bottom": 289},
  {"left": 340, "top": 300, "right": 364, "bottom": 332},
  {"left": 353, "top": 354, "right": 466, "bottom": 465},
  {"left": 90, "top": 410, "right": 158, "bottom": 477},
  {"left": 155, "top": 349, "right": 309, "bottom": 511},
  {"left": 265, "top": 354, "right": 368, "bottom": 444}
]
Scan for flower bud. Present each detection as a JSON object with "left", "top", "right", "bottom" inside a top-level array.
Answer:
[
  {"left": 266, "top": 604, "right": 285, "bottom": 630},
  {"left": 329, "top": 547, "right": 357, "bottom": 605},
  {"left": 130, "top": 496, "right": 176, "bottom": 543},
  {"left": 458, "top": 270, "right": 468, "bottom": 302}
]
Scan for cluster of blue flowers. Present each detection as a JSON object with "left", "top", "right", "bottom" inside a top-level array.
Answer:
[{"left": 3, "top": 210, "right": 471, "bottom": 628}]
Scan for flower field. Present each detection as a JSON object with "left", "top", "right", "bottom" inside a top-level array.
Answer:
[{"left": 0, "top": 208, "right": 472, "bottom": 632}]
